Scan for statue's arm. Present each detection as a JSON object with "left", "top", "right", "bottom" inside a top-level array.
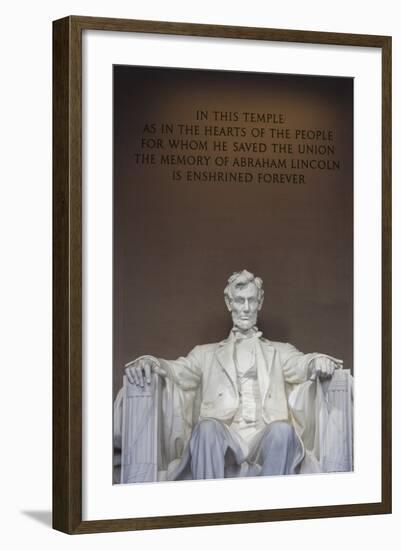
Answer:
[
  {"left": 124, "top": 346, "right": 202, "bottom": 391},
  {"left": 158, "top": 345, "right": 202, "bottom": 390},
  {"left": 280, "top": 343, "right": 343, "bottom": 384}
]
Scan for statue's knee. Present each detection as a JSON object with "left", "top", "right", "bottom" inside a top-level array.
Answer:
[
  {"left": 194, "top": 418, "right": 223, "bottom": 439},
  {"left": 265, "top": 421, "right": 294, "bottom": 445}
]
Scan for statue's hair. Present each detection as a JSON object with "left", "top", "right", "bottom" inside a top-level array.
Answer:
[{"left": 224, "top": 270, "right": 264, "bottom": 302}]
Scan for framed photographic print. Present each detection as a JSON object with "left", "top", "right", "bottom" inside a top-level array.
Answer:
[{"left": 53, "top": 16, "right": 391, "bottom": 534}]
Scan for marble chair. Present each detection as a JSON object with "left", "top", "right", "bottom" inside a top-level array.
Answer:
[{"left": 113, "top": 368, "right": 353, "bottom": 484}]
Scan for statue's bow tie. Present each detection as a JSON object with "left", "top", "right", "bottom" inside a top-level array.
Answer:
[{"left": 231, "top": 328, "right": 263, "bottom": 341}]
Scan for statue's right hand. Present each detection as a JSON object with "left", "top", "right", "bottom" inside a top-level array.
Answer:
[{"left": 124, "top": 355, "right": 164, "bottom": 386}]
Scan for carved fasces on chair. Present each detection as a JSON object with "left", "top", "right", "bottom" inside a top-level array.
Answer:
[
  {"left": 320, "top": 368, "right": 353, "bottom": 472},
  {"left": 289, "top": 368, "right": 353, "bottom": 474},
  {"left": 120, "top": 374, "right": 161, "bottom": 483}
]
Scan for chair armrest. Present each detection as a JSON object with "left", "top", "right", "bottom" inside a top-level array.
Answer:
[
  {"left": 289, "top": 368, "right": 353, "bottom": 474},
  {"left": 120, "top": 373, "right": 162, "bottom": 483},
  {"left": 321, "top": 369, "right": 353, "bottom": 472}
]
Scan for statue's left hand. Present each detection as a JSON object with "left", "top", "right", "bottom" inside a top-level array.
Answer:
[{"left": 310, "top": 355, "right": 343, "bottom": 380}]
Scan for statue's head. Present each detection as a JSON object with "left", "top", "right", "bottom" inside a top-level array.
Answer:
[{"left": 224, "top": 270, "right": 264, "bottom": 333}]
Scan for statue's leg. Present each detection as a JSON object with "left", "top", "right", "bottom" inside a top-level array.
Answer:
[
  {"left": 189, "top": 418, "right": 241, "bottom": 479},
  {"left": 257, "top": 421, "right": 303, "bottom": 476}
]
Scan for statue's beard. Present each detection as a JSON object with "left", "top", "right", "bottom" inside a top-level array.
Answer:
[{"left": 232, "top": 314, "right": 257, "bottom": 332}]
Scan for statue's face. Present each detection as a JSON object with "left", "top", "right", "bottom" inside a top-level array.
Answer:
[{"left": 226, "top": 282, "right": 263, "bottom": 333}]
